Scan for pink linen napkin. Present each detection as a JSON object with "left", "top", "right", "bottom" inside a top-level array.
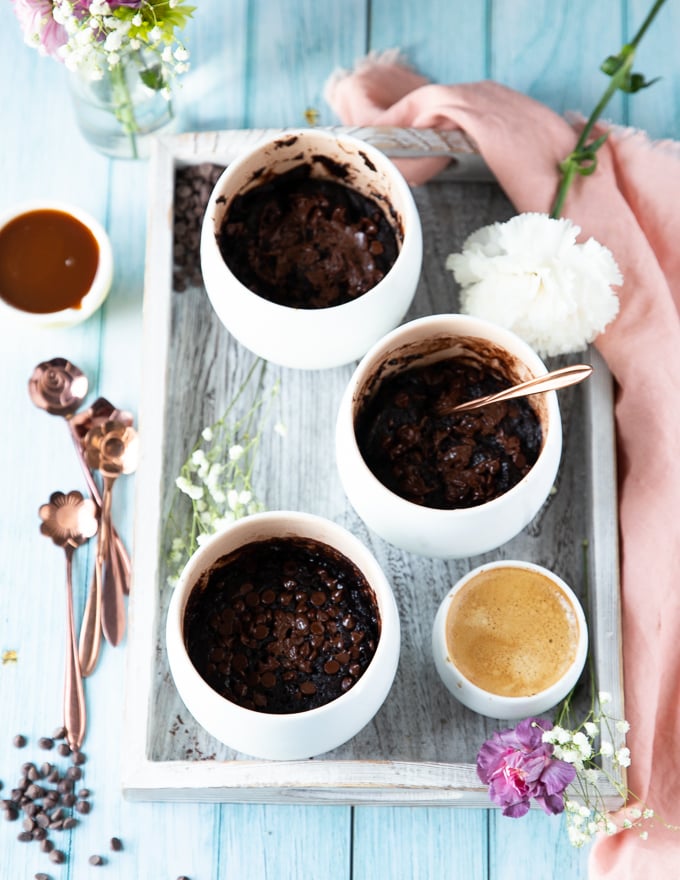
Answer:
[{"left": 325, "top": 53, "right": 680, "bottom": 877}]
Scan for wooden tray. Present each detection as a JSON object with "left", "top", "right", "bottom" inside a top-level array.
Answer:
[{"left": 122, "top": 127, "right": 624, "bottom": 806}]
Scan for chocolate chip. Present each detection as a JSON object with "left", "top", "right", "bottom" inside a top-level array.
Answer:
[
  {"left": 49, "top": 849, "right": 66, "bottom": 864},
  {"left": 71, "top": 750, "right": 86, "bottom": 765},
  {"left": 63, "top": 817, "right": 78, "bottom": 830},
  {"left": 40, "top": 839, "right": 54, "bottom": 853},
  {"left": 34, "top": 873, "right": 51, "bottom": 880},
  {"left": 17, "top": 830, "right": 33, "bottom": 842},
  {"left": 88, "top": 854, "right": 104, "bottom": 866},
  {"left": 13, "top": 735, "right": 27, "bottom": 748},
  {"left": 75, "top": 800, "right": 90, "bottom": 814},
  {"left": 299, "top": 681, "right": 317, "bottom": 696},
  {"left": 4, "top": 806, "right": 19, "bottom": 821},
  {"left": 52, "top": 726, "right": 67, "bottom": 740},
  {"left": 57, "top": 743, "right": 70, "bottom": 757},
  {"left": 323, "top": 660, "right": 340, "bottom": 675},
  {"left": 66, "top": 766, "right": 82, "bottom": 781},
  {"left": 110, "top": 836, "right": 123, "bottom": 851},
  {"left": 38, "top": 738, "right": 54, "bottom": 751}
]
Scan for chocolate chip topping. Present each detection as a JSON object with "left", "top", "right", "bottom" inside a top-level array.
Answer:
[
  {"left": 355, "top": 357, "right": 543, "bottom": 508},
  {"left": 184, "top": 537, "right": 380, "bottom": 714}
]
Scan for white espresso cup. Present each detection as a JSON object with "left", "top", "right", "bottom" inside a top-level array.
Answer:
[{"left": 432, "top": 560, "right": 588, "bottom": 719}]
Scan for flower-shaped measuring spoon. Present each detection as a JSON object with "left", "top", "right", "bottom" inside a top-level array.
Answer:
[
  {"left": 39, "top": 490, "right": 98, "bottom": 752},
  {"left": 28, "top": 358, "right": 133, "bottom": 599},
  {"left": 72, "top": 395, "right": 134, "bottom": 595},
  {"left": 82, "top": 420, "right": 139, "bottom": 668}
]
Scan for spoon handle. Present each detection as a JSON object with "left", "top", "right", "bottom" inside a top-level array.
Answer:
[
  {"left": 78, "top": 549, "right": 103, "bottom": 678},
  {"left": 100, "top": 476, "right": 126, "bottom": 647},
  {"left": 451, "top": 363, "right": 594, "bottom": 413},
  {"left": 64, "top": 546, "right": 86, "bottom": 752}
]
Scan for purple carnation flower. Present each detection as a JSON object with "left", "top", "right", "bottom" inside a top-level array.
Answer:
[{"left": 476, "top": 717, "right": 576, "bottom": 818}]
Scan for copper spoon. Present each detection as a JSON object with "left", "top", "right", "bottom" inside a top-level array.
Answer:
[
  {"left": 28, "top": 359, "right": 133, "bottom": 598},
  {"left": 72, "top": 396, "right": 134, "bottom": 595},
  {"left": 39, "top": 490, "right": 98, "bottom": 752},
  {"left": 448, "top": 363, "right": 593, "bottom": 413},
  {"left": 83, "top": 420, "right": 139, "bottom": 659}
]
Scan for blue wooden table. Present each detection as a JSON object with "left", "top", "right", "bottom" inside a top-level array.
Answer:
[{"left": 0, "top": 2, "right": 677, "bottom": 878}]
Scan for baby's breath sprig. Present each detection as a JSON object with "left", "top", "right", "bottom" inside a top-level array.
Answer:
[{"left": 165, "top": 358, "right": 281, "bottom": 588}]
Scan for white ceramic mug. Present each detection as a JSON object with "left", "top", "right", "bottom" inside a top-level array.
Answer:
[
  {"left": 166, "top": 510, "right": 401, "bottom": 760},
  {"left": 335, "top": 314, "right": 563, "bottom": 559},
  {"left": 431, "top": 560, "right": 588, "bottom": 719},
  {"left": 0, "top": 200, "right": 113, "bottom": 329},
  {"left": 200, "top": 128, "right": 422, "bottom": 369}
]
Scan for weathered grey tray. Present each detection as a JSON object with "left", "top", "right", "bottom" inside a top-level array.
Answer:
[{"left": 123, "top": 127, "right": 624, "bottom": 806}]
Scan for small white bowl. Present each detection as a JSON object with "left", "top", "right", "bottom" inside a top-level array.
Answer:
[
  {"left": 200, "top": 128, "right": 422, "bottom": 369},
  {"left": 335, "top": 314, "right": 563, "bottom": 559},
  {"left": 166, "top": 511, "right": 401, "bottom": 760},
  {"left": 0, "top": 200, "right": 113, "bottom": 329},
  {"left": 431, "top": 560, "right": 588, "bottom": 719}
]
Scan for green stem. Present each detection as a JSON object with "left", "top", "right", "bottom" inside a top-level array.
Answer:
[
  {"left": 549, "top": 0, "right": 668, "bottom": 218},
  {"left": 109, "top": 60, "right": 139, "bottom": 160}
]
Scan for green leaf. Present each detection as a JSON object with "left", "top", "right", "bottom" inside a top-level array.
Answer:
[
  {"left": 140, "top": 64, "right": 166, "bottom": 91},
  {"left": 621, "top": 72, "right": 661, "bottom": 93}
]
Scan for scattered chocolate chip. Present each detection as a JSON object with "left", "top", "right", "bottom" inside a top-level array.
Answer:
[
  {"left": 13, "top": 735, "right": 27, "bottom": 748},
  {"left": 40, "top": 839, "right": 54, "bottom": 853},
  {"left": 17, "top": 830, "right": 33, "bottom": 842},
  {"left": 63, "top": 817, "right": 78, "bottom": 830},
  {"left": 71, "top": 750, "right": 86, "bottom": 766},
  {"left": 38, "top": 738, "right": 54, "bottom": 751},
  {"left": 75, "top": 799, "right": 91, "bottom": 815},
  {"left": 172, "top": 163, "right": 226, "bottom": 293},
  {"left": 88, "top": 854, "right": 104, "bottom": 866},
  {"left": 110, "top": 836, "right": 123, "bottom": 851},
  {"left": 49, "top": 849, "right": 66, "bottom": 864},
  {"left": 66, "top": 766, "right": 82, "bottom": 781},
  {"left": 56, "top": 743, "right": 70, "bottom": 757},
  {"left": 52, "top": 726, "right": 67, "bottom": 740},
  {"left": 4, "top": 806, "right": 19, "bottom": 821},
  {"left": 34, "top": 873, "right": 51, "bottom": 880}
]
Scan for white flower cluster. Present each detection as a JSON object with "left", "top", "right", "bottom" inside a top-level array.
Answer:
[
  {"left": 446, "top": 213, "right": 622, "bottom": 358},
  {"left": 542, "top": 691, "right": 651, "bottom": 847},
  {"left": 52, "top": 0, "right": 191, "bottom": 83},
  {"left": 165, "top": 365, "right": 280, "bottom": 587}
]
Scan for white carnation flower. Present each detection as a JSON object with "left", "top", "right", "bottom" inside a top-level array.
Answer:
[{"left": 446, "top": 213, "right": 621, "bottom": 357}]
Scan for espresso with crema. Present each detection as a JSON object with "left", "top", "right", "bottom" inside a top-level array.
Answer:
[{"left": 445, "top": 567, "right": 580, "bottom": 698}]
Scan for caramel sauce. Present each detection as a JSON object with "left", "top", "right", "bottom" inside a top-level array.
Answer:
[{"left": 0, "top": 209, "right": 99, "bottom": 314}]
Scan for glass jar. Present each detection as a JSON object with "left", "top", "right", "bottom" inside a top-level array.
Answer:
[{"left": 68, "top": 52, "right": 176, "bottom": 160}]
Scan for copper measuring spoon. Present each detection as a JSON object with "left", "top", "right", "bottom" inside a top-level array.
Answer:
[
  {"left": 28, "top": 358, "right": 133, "bottom": 599},
  {"left": 39, "top": 490, "right": 98, "bottom": 752},
  {"left": 447, "top": 363, "right": 593, "bottom": 413},
  {"left": 82, "top": 420, "right": 139, "bottom": 664}
]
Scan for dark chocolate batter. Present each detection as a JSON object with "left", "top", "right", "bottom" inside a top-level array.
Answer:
[
  {"left": 355, "top": 358, "right": 543, "bottom": 509},
  {"left": 184, "top": 537, "right": 380, "bottom": 714},
  {"left": 217, "top": 165, "right": 399, "bottom": 308}
]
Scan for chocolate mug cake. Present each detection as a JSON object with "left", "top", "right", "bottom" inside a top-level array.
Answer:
[
  {"left": 354, "top": 357, "right": 543, "bottom": 509},
  {"left": 183, "top": 536, "right": 380, "bottom": 714}
]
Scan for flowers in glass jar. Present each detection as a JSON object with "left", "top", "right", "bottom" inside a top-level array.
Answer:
[{"left": 11, "top": 0, "right": 194, "bottom": 158}]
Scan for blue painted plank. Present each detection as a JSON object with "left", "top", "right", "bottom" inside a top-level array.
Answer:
[
  {"left": 245, "top": 0, "right": 369, "bottom": 128},
  {"left": 367, "top": 0, "right": 488, "bottom": 85},
  {"left": 490, "top": 0, "right": 627, "bottom": 126},
  {"left": 489, "top": 809, "right": 591, "bottom": 879},
  {"left": 353, "top": 807, "right": 489, "bottom": 879},
  {"left": 626, "top": 0, "right": 680, "bottom": 138}
]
